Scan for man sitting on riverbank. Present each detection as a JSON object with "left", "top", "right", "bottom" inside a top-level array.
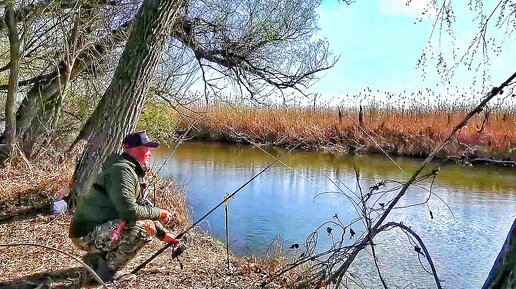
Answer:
[{"left": 69, "top": 131, "right": 179, "bottom": 282}]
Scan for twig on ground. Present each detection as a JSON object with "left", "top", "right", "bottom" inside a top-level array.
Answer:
[{"left": 0, "top": 242, "right": 107, "bottom": 288}]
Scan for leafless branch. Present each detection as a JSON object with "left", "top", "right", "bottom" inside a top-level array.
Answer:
[{"left": 0, "top": 242, "right": 107, "bottom": 287}]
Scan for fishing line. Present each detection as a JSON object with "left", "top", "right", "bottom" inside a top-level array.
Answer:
[
  {"left": 146, "top": 121, "right": 196, "bottom": 205},
  {"left": 153, "top": 123, "right": 195, "bottom": 177},
  {"left": 151, "top": 104, "right": 357, "bottom": 213},
  {"left": 158, "top": 103, "right": 354, "bottom": 208},
  {"left": 433, "top": 259, "right": 476, "bottom": 287},
  {"left": 346, "top": 114, "right": 408, "bottom": 176},
  {"left": 227, "top": 129, "right": 359, "bottom": 213},
  {"left": 164, "top": 105, "right": 377, "bottom": 237},
  {"left": 155, "top": 102, "right": 467, "bottom": 284}
]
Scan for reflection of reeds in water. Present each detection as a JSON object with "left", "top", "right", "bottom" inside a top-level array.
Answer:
[{"left": 165, "top": 104, "right": 515, "bottom": 159}]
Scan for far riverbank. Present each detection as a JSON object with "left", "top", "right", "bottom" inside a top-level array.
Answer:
[{"left": 139, "top": 103, "right": 516, "bottom": 166}]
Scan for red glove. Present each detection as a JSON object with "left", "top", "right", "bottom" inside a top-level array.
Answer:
[
  {"left": 160, "top": 209, "right": 172, "bottom": 224},
  {"left": 162, "top": 233, "right": 179, "bottom": 245}
]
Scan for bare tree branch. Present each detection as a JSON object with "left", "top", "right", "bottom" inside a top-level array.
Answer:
[
  {"left": 326, "top": 71, "right": 516, "bottom": 286},
  {"left": 0, "top": 242, "right": 107, "bottom": 287}
]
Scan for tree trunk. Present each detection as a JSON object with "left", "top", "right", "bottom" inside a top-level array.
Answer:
[
  {"left": 1, "top": 4, "right": 21, "bottom": 163},
  {"left": 15, "top": 71, "right": 62, "bottom": 138},
  {"left": 10, "top": 24, "right": 129, "bottom": 157},
  {"left": 70, "top": 0, "right": 184, "bottom": 205},
  {"left": 18, "top": 92, "right": 61, "bottom": 157}
]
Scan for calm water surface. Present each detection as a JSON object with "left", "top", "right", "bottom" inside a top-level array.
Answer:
[{"left": 153, "top": 142, "right": 516, "bottom": 289}]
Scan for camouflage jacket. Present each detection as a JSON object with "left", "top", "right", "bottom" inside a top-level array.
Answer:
[{"left": 69, "top": 153, "right": 161, "bottom": 238}]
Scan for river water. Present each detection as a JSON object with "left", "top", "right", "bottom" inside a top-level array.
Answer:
[{"left": 153, "top": 141, "right": 515, "bottom": 289}]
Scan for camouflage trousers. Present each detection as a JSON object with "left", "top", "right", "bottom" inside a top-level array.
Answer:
[{"left": 71, "top": 219, "right": 155, "bottom": 270}]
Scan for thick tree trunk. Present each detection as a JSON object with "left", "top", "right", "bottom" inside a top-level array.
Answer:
[
  {"left": 70, "top": 0, "right": 184, "bottom": 205},
  {"left": 1, "top": 4, "right": 21, "bottom": 163}
]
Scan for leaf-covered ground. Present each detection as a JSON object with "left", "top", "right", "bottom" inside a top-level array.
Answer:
[{"left": 0, "top": 214, "right": 290, "bottom": 289}]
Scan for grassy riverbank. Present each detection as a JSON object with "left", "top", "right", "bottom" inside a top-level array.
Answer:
[
  {"left": 0, "top": 153, "right": 295, "bottom": 288},
  {"left": 139, "top": 102, "right": 515, "bottom": 163}
]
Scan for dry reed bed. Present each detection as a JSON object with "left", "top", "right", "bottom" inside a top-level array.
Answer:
[{"left": 173, "top": 105, "right": 515, "bottom": 159}]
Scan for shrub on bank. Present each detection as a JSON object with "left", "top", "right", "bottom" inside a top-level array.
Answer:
[{"left": 137, "top": 101, "right": 178, "bottom": 146}]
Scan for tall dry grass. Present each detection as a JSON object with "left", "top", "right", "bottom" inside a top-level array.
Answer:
[{"left": 167, "top": 104, "right": 515, "bottom": 159}]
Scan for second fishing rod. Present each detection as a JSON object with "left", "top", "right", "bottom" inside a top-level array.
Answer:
[{"left": 131, "top": 143, "right": 299, "bottom": 274}]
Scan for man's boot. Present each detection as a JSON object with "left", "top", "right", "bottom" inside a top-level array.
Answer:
[
  {"left": 82, "top": 252, "right": 115, "bottom": 284},
  {"left": 82, "top": 252, "right": 103, "bottom": 270},
  {"left": 95, "top": 258, "right": 116, "bottom": 283}
]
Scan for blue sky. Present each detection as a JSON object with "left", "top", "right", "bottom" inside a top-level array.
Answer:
[{"left": 310, "top": 0, "right": 515, "bottom": 102}]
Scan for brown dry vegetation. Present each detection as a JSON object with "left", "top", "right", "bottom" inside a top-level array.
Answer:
[
  {"left": 0, "top": 147, "right": 76, "bottom": 222},
  {"left": 0, "top": 153, "right": 294, "bottom": 289},
  {"left": 163, "top": 104, "right": 515, "bottom": 161}
]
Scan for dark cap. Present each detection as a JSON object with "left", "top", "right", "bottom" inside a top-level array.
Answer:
[{"left": 123, "top": 131, "right": 159, "bottom": 148}]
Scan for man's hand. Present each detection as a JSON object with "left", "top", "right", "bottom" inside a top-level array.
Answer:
[
  {"left": 160, "top": 209, "right": 175, "bottom": 224},
  {"left": 162, "top": 233, "right": 179, "bottom": 245},
  {"left": 138, "top": 220, "right": 157, "bottom": 236}
]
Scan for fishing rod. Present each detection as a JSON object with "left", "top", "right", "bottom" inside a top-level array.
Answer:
[{"left": 131, "top": 144, "right": 298, "bottom": 274}]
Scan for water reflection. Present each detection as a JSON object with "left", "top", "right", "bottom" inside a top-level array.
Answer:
[
  {"left": 158, "top": 142, "right": 515, "bottom": 192},
  {"left": 153, "top": 141, "right": 516, "bottom": 289}
]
